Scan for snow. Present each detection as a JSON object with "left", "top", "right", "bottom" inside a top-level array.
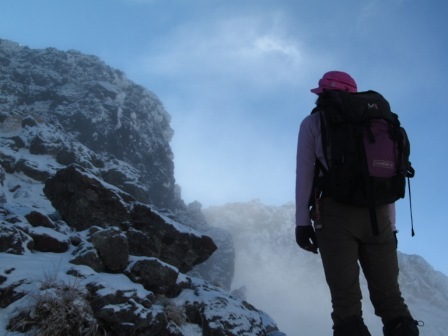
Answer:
[
  {"left": 0, "top": 249, "right": 155, "bottom": 334},
  {"left": 0, "top": 242, "right": 279, "bottom": 335},
  {"left": 4, "top": 173, "right": 55, "bottom": 216},
  {"left": 179, "top": 323, "right": 203, "bottom": 336},
  {"left": 127, "top": 255, "right": 180, "bottom": 273},
  {"left": 28, "top": 225, "right": 71, "bottom": 240}
]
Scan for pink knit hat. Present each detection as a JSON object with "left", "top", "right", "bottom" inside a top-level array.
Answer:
[{"left": 311, "top": 71, "right": 357, "bottom": 95}]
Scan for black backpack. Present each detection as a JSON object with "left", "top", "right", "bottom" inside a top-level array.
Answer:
[{"left": 312, "top": 90, "right": 415, "bottom": 235}]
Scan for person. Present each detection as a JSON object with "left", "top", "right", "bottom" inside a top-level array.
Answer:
[{"left": 294, "top": 71, "right": 419, "bottom": 336}]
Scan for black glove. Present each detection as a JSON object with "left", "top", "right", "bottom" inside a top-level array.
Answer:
[
  {"left": 295, "top": 225, "right": 318, "bottom": 254},
  {"left": 393, "top": 230, "right": 398, "bottom": 248}
]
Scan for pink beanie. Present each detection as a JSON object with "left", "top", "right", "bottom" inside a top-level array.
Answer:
[{"left": 311, "top": 71, "right": 357, "bottom": 95}]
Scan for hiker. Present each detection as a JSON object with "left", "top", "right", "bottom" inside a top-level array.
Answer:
[{"left": 294, "top": 71, "right": 419, "bottom": 336}]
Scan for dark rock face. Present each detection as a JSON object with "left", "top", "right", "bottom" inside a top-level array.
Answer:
[
  {"left": 43, "top": 164, "right": 133, "bottom": 231},
  {"left": 0, "top": 39, "right": 179, "bottom": 210},
  {"left": 44, "top": 164, "right": 217, "bottom": 273}
]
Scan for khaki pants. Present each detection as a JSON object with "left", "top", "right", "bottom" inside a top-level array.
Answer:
[{"left": 316, "top": 197, "right": 411, "bottom": 324}]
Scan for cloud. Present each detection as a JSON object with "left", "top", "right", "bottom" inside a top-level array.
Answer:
[
  {"left": 356, "top": 1, "right": 378, "bottom": 29},
  {"left": 170, "top": 105, "right": 297, "bottom": 207},
  {"left": 123, "top": 9, "right": 328, "bottom": 207},
  {"left": 137, "top": 12, "right": 307, "bottom": 89}
]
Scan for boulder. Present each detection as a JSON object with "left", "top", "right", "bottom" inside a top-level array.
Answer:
[
  {"left": 43, "top": 164, "right": 133, "bottom": 231},
  {"left": 91, "top": 227, "right": 129, "bottom": 273},
  {"left": 0, "top": 223, "right": 33, "bottom": 254},
  {"left": 125, "top": 257, "right": 179, "bottom": 295},
  {"left": 28, "top": 227, "right": 70, "bottom": 253},
  {"left": 70, "top": 245, "right": 106, "bottom": 273},
  {"left": 25, "top": 211, "right": 56, "bottom": 229},
  {"left": 86, "top": 283, "right": 165, "bottom": 336},
  {"left": 44, "top": 165, "right": 217, "bottom": 273},
  {"left": 130, "top": 203, "right": 217, "bottom": 273}
]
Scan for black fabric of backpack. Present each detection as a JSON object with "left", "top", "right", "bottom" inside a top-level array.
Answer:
[{"left": 312, "top": 90, "right": 415, "bottom": 235}]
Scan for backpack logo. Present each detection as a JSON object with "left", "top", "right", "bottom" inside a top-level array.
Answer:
[{"left": 373, "top": 160, "right": 394, "bottom": 170}]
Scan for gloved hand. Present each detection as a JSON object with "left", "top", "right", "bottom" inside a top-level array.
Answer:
[
  {"left": 295, "top": 225, "right": 318, "bottom": 254},
  {"left": 393, "top": 230, "right": 398, "bottom": 248}
]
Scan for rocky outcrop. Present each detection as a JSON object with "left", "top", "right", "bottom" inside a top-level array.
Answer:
[
  {"left": 43, "top": 164, "right": 217, "bottom": 273},
  {"left": 0, "top": 176, "right": 283, "bottom": 336},
  {"left": 0, "top": 39, "right": 236, "bottom": 292},
  {"left": 0, "top": 169, "right": 284, "bottom": 335},
  {"left": 0, "top": 38, "right": 180, "bottom": 209},
  {"left": 0, "top": 39, "right": 285, "bottom": 335}
]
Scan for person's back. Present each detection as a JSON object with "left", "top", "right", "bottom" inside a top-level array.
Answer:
[{"left": 294, "top": 71, "right": 420, "bottom": 336}]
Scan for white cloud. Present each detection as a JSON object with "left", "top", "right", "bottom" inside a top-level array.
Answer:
[
  {"left": 137, "top": 12, "right": 306, "bottom": 89},
  {"left": 244, "top": 35, "right": 301, "bottom": 59},
  {"left": 170, "top": 104, "right": 298, "bottom": 207},
  {"left": 124, "top": 9, "right": 335, "bottom": 207}
]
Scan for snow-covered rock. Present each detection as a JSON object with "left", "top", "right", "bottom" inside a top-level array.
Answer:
[
  {"left": 0, "top": 38, "right": 177, "bottom": 209},
  {"left": 0, "top": 39, "right": 283, "bottom": 335}
]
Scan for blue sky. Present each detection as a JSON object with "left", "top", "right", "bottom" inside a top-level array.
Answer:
[{"left": 1, "top": 0, "right": 447, "bottom": 275}]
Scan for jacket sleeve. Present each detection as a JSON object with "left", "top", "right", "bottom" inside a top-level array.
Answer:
[{"left": 295, "top": 114, "right": 321, "bottom": 227}]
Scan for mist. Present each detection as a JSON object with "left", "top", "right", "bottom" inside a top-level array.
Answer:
[{"left": 203, "top": 200, "right": 444, "bottom": 336}]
